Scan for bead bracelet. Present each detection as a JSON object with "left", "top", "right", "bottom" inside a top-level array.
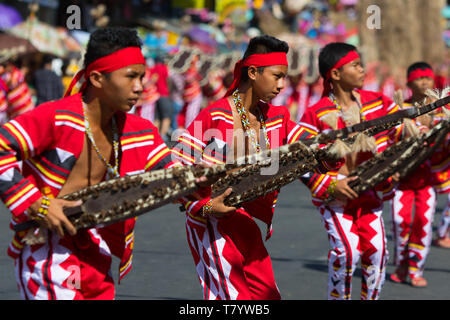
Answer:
[
  {"left": 202, "top": 199, "right": 213, "bottom": 217},
  {"left": 327, "top": 179, "right": 337, "bottom": 196},
  {"left": 34, "top": 196, "right": 50, "bottom": 220}
]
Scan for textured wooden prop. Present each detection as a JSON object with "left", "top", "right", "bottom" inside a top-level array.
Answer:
[
  {"left": 324, "top": 119, "right": 450, "bottom": 203},
  {"left": 14, "top": 138, "right": 318, "bottom": 232},
  {"left": 211, "top": 140, "right": 318, "bottom": 207},
  {"left": 13, "top": 164, "right": 231, "bottom": 232},
  {"left": 15, "top": 96, "right": 449, "bottom": 232}
]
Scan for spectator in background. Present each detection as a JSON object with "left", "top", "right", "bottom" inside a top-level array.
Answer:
[
  {"left": 0, "top": 57, "right": 34, "bottom": 122},
  {"left": 271, "top": 73, "right": 314, "bottom": 122},
  {"left": 32, "top": 55, "right": 64, "bottom": 106},
  {"left": 61, "top": 58, "right": 80, "bottom": 94},
  {"left": 434, "top": 64, "right": 449, "bottom": 90},
  {"left": 201, "top": 68, "right": 227, "bottom": 107},
  {"left": 150, "top": 56, "right": 173, "bottom": 140},
  {"left": 168, "top": 68, "right": 184, "bottom": 132},
  {"left": 177, "top": 54, "right": 203, "bottom": 129},
  {"left": 134, "top": 64, "right": 160, "bottom": 124}
]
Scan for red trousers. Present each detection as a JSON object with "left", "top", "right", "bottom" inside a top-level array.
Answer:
[
  {"left": 318, "top": 201, "right": 388, "bottom": 300},
  {"left": 437, "top": 193, "right": 450, "bottom": 239},
  {"left": 14, "top": 229, "right": 115, "bottom": 300},
  {"left": 390, "top": 186, "right": 436, "bottom": 278},
  {"left": 185, "top": 209, "right": 281, "bottom": 300}
]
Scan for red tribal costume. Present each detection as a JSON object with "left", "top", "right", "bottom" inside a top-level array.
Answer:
[
  {"left": 389, "top": 97, "right": 437, "bottom": 281},
  {"left": 299, "top": 88, "right": 398, "bottom": 300},
  {"left": 173, "top": 97, "right": 306, "bottom": 299},
  {"left": 430, "top": 105, "right": 450, "bottom": 244},
  {"left": 172, "top": 51, "right": 309, "bottom": 299},
  {"left": 0, "top": 47, "right": 179, "bottom": 299}
]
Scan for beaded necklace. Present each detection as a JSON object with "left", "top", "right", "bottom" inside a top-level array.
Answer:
[
  {"left": 329, "top": 92, "right": 365, "bottom": 126},
  {"left": 82, "top": 102, "right": 120, "bottom": 179},
  {"left": 232, "top": 89, "right": 270, "bottom": 153}
]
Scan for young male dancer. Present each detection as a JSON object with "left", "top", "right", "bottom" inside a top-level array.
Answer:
[
  {"left": 0, "top": 27, "right": 181, "bottom": 299},
  {"left": 172, "top": 35, "right": 307, "bottom": 300},
  {"left": 0, "top": 58, "right": 34, "bottom": 123},
  {"left": 389, "top": 62, "right": 438, "bottom": 287},
  {"left": 298, "top": 42, "right": 398, "bottom": 300}
]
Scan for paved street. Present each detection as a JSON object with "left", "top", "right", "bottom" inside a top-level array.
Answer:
[{"left": 0, "top": 181, "right": 448, "bottom": 300}]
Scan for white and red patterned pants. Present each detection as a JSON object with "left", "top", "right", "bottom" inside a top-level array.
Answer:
[
  {"left": 14, "top": 229, "right": 115, "bottom": 300},
  {"left": 318, "top": 203, "right": 388, "bottom": 300},
  {"left": 390, "top": 186, "right": 436, "bottom": 278},
  {"left": 437, "top": 193, "right": 450, "bottom": 239},
  {"left": 185, "top": 210, "right": 281, "bottom": 300}
]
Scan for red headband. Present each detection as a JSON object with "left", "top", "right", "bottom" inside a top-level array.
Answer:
[
  {"left": 322, "top": 50, "right": 360, "bottom": 97},
  {"left": 407, "top": 68, "right": 434, "bottom": 83},
  {"left": 64, "top": 47, "right": 146, "bottom": 97},
  {"left": 224, "top": 52, "right": 288, "bottom": 97}
]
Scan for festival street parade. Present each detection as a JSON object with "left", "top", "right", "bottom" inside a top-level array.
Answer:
[{"left": 0, "top": 0, "right": 448, "bottom": 305}]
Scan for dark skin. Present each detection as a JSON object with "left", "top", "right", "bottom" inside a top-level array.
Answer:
[{"left": 205, "top": 64, "right": 288, "bottom": 218}]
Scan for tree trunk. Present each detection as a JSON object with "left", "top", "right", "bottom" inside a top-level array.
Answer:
[{"left": 357, "top": 0, "right": 446, "bottom": 75}]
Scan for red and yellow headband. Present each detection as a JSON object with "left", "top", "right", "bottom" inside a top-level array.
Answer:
[
  {"left": 64, "top": 46, "right": 146, "bottom": 97},
  {"left": 224, "top": 52, "right": 288, "bottom": 97},
  {"left": 322, "top": 50, "right": 360, "bottom": 97},
  {"left": 407, "top": 68, "right": 435, "bottom": 83}
]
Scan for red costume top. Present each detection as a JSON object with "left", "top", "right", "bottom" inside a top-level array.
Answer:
[
  {"left": 0, "top": 93, "right": 178, "bottom": 280},
  {"left": 150, "top": 63, "right": 169, "bottom": 97},
  {"left": 299, "top": 89, "right": 399, "bottom": 207}
]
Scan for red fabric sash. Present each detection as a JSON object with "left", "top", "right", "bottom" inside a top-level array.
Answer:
[
  {"left": 322, "top": 50, "right": 360, "bottom": 97},
  {"left": 407, "top": 68, "right": 435, "bottom": 83},
  {"left": 224, "top": 52, "right": 288, "bottom": 97},
  {"left": 64, "top": 46, "right": 145, "bottom": 97}
]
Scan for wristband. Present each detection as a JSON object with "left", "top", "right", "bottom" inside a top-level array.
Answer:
[
  {"left": 202, "top": 199, "right": 213, "bottom": 217},
  {"left": 327, "top": 179, "right": 337, "bottom": 196},
  {"left": 34, "top": 196, "right": 50, "bottom": 220}
]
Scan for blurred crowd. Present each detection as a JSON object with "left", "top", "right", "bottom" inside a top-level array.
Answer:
[{"left": 1, "top": 50, "right": 448, "bottom": 144}]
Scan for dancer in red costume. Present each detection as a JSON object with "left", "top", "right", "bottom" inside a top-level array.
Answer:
[
  {"left": 299, "top": 42, "right": 398, "bottom": 300},
  {"left": 177, "top": 55, "right": 203, "bottom": 129},
  {"left": 432, "top": 124, "right": 450, "bottom": 248},
  {"left": 173, "top": 35, "right": 307, "bottom": 300},
  {"left": 389, "top": 62, "right": 439, "bottom": 287},
  {"left": 0, "top": 27, "right": 181, "bottom": 299}
]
